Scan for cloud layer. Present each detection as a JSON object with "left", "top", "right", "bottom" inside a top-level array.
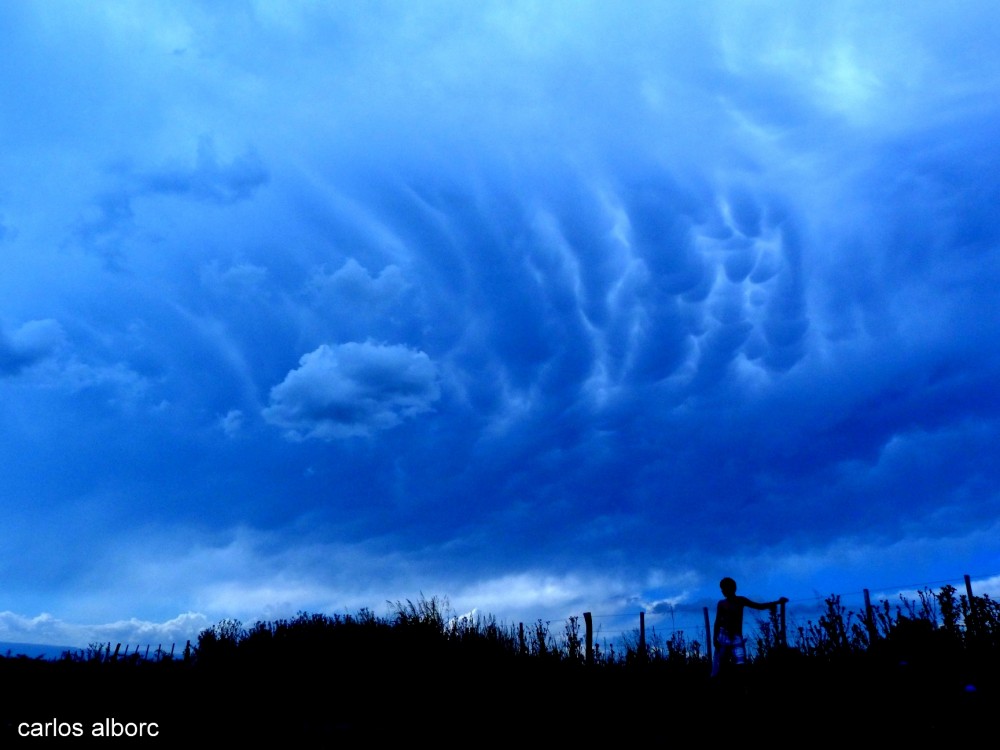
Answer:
[{"left": 0, "top": 1, "right": 998, "bottom": 645}]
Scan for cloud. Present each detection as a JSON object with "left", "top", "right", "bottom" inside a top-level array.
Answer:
[
  {"left": 219, "top": 409, "right": 244, "bottom": 437},
  {"left": 1, "top": 1, "right": 999, "bottom": 651},
  {"left": 308, "top": 258, "right": 408, "bottom": 308},
  {"left": 75, "top": 137, "right": 268, "bottom": 263},
  {"left": 0, "top": 319, "right": 64, "bottom": 376},
  {"left": 200, "top": 261, "right": 269, "bottom": 299},
  {"left": 85, "top": 522, "right": 705, "bottom": 635},
  {"left": 141, "top": 136, "right": 268, "bottom": 205},
  {"left": 263, "top": 341, "right": 441, "bottom": 439},
  {"left": 0, "top": 611, "right": 209, "bottom": 650},
  {"left": 304, "top": 258, "right": 416, "bottom": 343}
]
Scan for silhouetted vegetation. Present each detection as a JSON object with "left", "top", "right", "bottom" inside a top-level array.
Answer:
[{"left": 2, "top": 587, "right": 997, "bottom": 741}]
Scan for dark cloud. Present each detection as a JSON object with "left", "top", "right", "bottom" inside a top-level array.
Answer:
[{"left": 1, "top": 1, "right": 999, "bottom": 640}]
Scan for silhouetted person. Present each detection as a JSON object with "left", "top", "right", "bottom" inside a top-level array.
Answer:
[{"left": 712, "top": 577, "right": 787, "bottom": 678}]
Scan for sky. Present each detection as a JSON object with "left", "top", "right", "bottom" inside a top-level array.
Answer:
[{"left": 2, "top": 0, "right": 999, "bottom": 650}]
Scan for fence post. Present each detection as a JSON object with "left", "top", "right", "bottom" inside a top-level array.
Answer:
[
  {"left": 639, "top": 611, "right": 647, "bottom": 661},
  {"left": 584, "top": 612, "right": 593, "bottom": 665},
  {"left": 778, "top": 599, "right": 787, "bottom": 647},
  {"left": 518, "top": 622, "right": 526, "bottom": 656},
  {"left": 703, "top": 607, "right": 712, "bottom": 668},
  {"left": 964, "top": 574, "right": 977, "bottom": 639}
]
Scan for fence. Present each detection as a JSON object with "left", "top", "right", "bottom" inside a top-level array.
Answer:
[
  {"left": 30, "top": 571, "right": 1000, "bottom": 667},
  {"left": 532, "top": 571, "right": 995, "bottom": 666},
  {"left": 59, "top": 640, "right": 194, "bottom": 663}
]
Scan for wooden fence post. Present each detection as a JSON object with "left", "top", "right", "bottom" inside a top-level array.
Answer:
[
  {"left": 703, "top": 607, "right": 712, "bottom": 668},
  {"left": 584, "top": 612, "right": 593, "bottom": 665},
  {"left": 518, "top": 622, "right": 526, "bottom": 656},
  {"left": 778, "top": 599, "right": 787, "bottom": 647},
  {"left": 639, "top": 611, "right": 647, "bottom": 660},
  {"left": 965, "top": 574, "right": 977, "bottom": 639}
]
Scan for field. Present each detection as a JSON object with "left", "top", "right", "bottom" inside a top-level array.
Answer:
[{"left": 2, "top": 587, "right": 996, "bottom": 742}]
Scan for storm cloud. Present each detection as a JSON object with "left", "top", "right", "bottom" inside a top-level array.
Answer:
[{"left": 0, "top": 1, "right": 998, "bottom": 646}]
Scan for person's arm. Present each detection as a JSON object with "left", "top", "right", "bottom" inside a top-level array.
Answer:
[
  {"left": 744, "top": 596, "right": 789, "bottom": 611},
  {"left": 713, "top": 601, "right": 722, "bottom": 646}
]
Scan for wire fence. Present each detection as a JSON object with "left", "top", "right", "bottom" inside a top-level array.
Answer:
[
  {"left": 560, "top": 571, "right": 1000, "bottom": 658},
  {"left": 19, "top": 571, "right": 1000, "bottom": 666}
]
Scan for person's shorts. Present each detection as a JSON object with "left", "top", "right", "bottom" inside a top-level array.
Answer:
[
  {"left": 718, "top": 633, "right": 746, "bottom": 664},
  {"left": 712, "top": 631, "right": 746, "bottom": 676}
]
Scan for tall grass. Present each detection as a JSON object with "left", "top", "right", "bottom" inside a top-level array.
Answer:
[
  {"left": 187, "top": 585, "right": 1000, "bottom": 678},
  {"left": 4, "top": 587, "right": 996, "bottom": 740}
]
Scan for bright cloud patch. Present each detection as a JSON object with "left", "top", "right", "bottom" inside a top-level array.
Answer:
[
  {"left": 263, "top": 341, "right": 440, "bottom": 439},
  {"left": 0, "top": 611, "right": 209, "bottom": 650}
]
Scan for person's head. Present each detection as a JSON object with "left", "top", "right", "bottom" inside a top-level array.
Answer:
[{"left": 720, "top": 577, "right": 737, "bottom": 597}]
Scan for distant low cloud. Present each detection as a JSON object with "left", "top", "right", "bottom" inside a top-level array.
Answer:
[
  {"left": 0, "top": 610, "right": 209, "bottom": 650},
  {"left": 0, "top": 319, "right": 64, "bottom": 376},
  {"left": 263, "top": 341, "right": 440, "bottom": 439}
]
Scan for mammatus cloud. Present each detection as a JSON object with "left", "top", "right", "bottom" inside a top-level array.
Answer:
[
  {"left": 263, "top": 341, "right": 440, "bottom": 439},
  {"left": 75, "top": 137, "right": 268, "bottom": 263},
  {"left": 304, "top": 259, "right": 415, "bottom": 343},
  {"left": 0, "top": 319, "right": 64, "bottom": 376},
  {"left": 0, "top": 2, "right": 998, "bottom": 650},
  {"left": 140, "top": 137, "right": 268, "bottom": 205},
  {"left": 308, "top": 259, "right": 408, "bottom": 312}
]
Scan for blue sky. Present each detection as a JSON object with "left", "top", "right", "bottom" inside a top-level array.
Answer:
[{"left": 2, "top": 0, "right": 999, "bottom": 649}]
